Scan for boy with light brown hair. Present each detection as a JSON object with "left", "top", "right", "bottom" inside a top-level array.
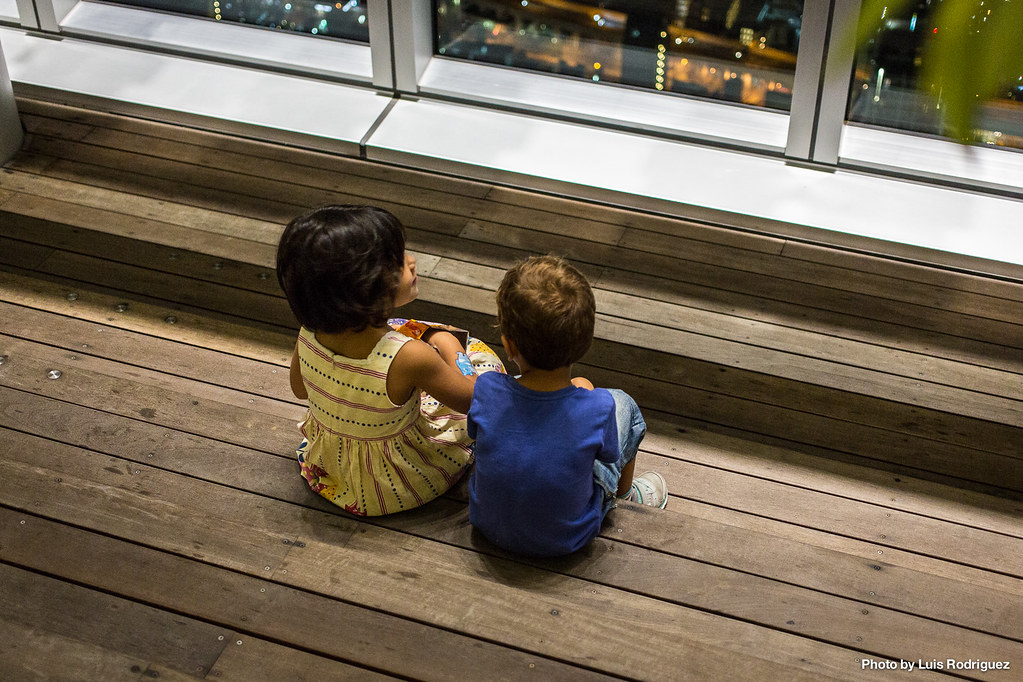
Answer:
[{"left": 467, "top": 255, "right": 667, "bottom": 557}]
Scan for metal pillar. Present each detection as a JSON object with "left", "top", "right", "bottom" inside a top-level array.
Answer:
[{"left": 0, "top": 35, "right": 24, "bottom": 164}]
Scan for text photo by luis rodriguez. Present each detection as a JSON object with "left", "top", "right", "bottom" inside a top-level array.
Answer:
[{"left": 861, "top": 658, "right": 1013, "bottom": 673}]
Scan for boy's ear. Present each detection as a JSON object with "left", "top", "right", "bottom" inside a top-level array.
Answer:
[{"left": 500, "top": 335, "right": 517, "bottom": 360}]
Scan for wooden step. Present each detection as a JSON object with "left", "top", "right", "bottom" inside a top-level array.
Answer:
[{"left": 3, "top": 98, "right": 1023, "bottom": 497}]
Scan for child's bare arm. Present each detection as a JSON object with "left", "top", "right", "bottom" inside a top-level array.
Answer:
[
  {"left": 572, "top": 376, "right": 594, "bottom": 390},
  {"left": 423, "top": 330, "right": 464, "bottom": 366},
  {"left": 289, "top": 341, "right": 308, "bottom": 400},
  {"left": 390, "top": 339, "right": 476, "bottom": 414}
]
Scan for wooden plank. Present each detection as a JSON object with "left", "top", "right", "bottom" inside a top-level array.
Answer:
[
  {"left": 23, "top": 137, "right": 470, "bottom": 236},
  {"left": 0, "top": 432, "right": 934, "bottom": 681},
  {"left": 0, "top": 508, "right": 586, "bottom": 681},
  {"left": 0, "top": 300, "right": 297, "bottom": 403},
  {"left": 0, "top": 169, "right": 284, "bottom": 245},
  {"left": 462, "top": 220, "right": 1023, "bottom": 343},
  {"left": 597, "top": 274, "right": 1023, "bottom": 388},
  {"left": 44, "top": 153, "right": 308, "bottom": 225},
  {"left": 652, "top": 489, "right": 1023, "bottom": 598},
  {"left": 641, "top": 417, "right": 1023, "bottom": 538},
  {"left": 643, "top": 453, "right": 1023, "bottom": 576},
  {"left": 33, "top": 129, "right": 474, "bottom": 234},
  {"left": 0, "top": 237, "right": 52, "bottom": 270},
  {"left": 0, "top": 431, "right": 331, "bottom": 570},
  {"left": 483, "top": 184, "right": 790, "bottom": 253},
  {"left": 621, "top": 227, "right": 1023, "bottom": 326},
  {"left": 49, "top": 126, "right": 619, "bottom": 245},
  {"left": 208, "top": 638, "right": 396, "bottom": 681},
  {"left": 586, "top": 313, "right": 1023, "bottom": 446},
  {"left": 19, "top": 108, "right": 95, "bottom": 140},
  {"left": 4, "top": 385, "right": 1020, "bottom": 652},
  {"left": 0, "top": 215, "right": 282, "bottom": 297},
  {"left": 0, "top": 563, "right": 231, "bottom": 677},
  {"left": 0, "top": 191, "right": 276, "bottom": 266},
  {"left": 0, "top": 334, "right": 303, "bottom": 452},
  {"left": 0, "top": 268, "right": 295, "bottom": 365},
  {"left": 580, "top": 363, "right": 1023, "bottom": 494},
  {"left": 0, "top": 617, "right": 162, "bottom": 682},
  {"left": 29, "top": 249, "right": 298, "bottom": 329},
  {"left": 282, "top": 524, "right": 946, "bottom": 681},
  {"left": 16, "top": 101, "right": 496, "bottom": 199},
  {"left": 592, "top": 292, "right": 1023, "bottom": 416},
  {"left": 781, "top": 240, "right": 1023, "bottom": 300},
  {"left": 3, "top": 150, "right": 60, "bottom": 174},
  {"left": 595, "top": 267, "right": 1023, "bottom": 375},
  {"left": 645, "top": 402, "right": 1023, "bottom": 500}
]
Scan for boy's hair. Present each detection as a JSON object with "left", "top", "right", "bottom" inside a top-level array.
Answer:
[
  {"left": 497, "top": 255, "right": 595, "bottom": 370},
  {"left": 276, "top": 205, "right": 405, "bottom": 333}
]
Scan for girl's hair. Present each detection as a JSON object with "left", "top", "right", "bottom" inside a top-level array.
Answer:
[
  {"left": 276, "top": 205, "right": 406, "bottom": 333},
  {"left": 497, "top": 255, "right": 595, "bottom": 370}
]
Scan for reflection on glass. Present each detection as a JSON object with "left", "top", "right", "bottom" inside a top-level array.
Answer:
[
  {"left": 105, "top": 0, "right": 369, "bottom": 42},
  {"left": 849, "top": 1, "right": 1023, "bottom": 150},
  {"left": 435, "top": 0, "right": 803, "bottom": 110}
]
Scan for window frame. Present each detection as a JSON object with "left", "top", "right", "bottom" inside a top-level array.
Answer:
[{"left": 49, "top": 0, "right": 379, "bottom": 85}]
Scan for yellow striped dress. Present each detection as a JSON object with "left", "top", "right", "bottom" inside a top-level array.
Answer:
[{"left": 294, "top": 325, "right": 499, "bottom": 516}]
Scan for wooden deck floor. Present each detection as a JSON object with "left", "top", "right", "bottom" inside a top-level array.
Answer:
[{"left": 0, "top": 98, "right": 1021, "bottom": 680}]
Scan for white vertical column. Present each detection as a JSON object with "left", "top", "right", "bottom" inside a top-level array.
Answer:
[
  {"left": 389, "top": 0, "right": 434, "bottom": 94},
  {"left": 367, "top": 0, "right": 395, "bottom": 88},
  {"left": 785, "top": 1, "right": 830, "bottom": 160},
  {"left": 785, "top": 0, "right": 861, "bottom": 164},
  {"left": 810, "top": 0, "right": 861, "bottom": 164},
  {"left": 14, "top": 0, "right": 37, "bottom": 28},
  {"left": 0, "top": 33, "right": 23, "bottom": 164},
  {"left": 29, "top": 0, "right": 75, "bottom": 31}
]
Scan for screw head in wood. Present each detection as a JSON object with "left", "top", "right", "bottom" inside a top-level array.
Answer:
[
  {"left": 115, "top": 303, "right": 129, "bottom": 312},
  {"left": 0, "top": 355, "right": 7, "bottom": 365},
  {"left": 66, "top": 292, "right": 79, "bottom": 301},
  {"left": 258, "top": 272, "right": 270, "bottom": 280},
  {"left": 164, "top": 315, "right": 177, "bottom": 324},
  {"left": 47, "top": 369, "right": 62, "bottom": 379}
]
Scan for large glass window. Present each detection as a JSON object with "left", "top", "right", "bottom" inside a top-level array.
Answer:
[
  {"left": 849, "top": 1, "right": 1023, "bottom": 150},
  {"left": 106, "top": 0, "right": 369, "bottom": 41},
  {"left": 434, "top": 0, "right": 803, "bottom": 110}
]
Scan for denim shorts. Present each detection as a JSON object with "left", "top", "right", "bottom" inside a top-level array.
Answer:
[{"left": 593, "top": 389, "right": 647, "bottom": 515}]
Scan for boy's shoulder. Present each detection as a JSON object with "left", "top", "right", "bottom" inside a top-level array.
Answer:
[{"left": 476, "top": 372, "right": 613, "bottom": 408}]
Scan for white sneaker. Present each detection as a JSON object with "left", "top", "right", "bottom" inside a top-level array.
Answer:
[{"left": 626, "top": 471, "right": 667, "bottom": 509}]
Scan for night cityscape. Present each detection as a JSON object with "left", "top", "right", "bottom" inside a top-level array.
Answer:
[
  {"left": 436, "top": 0, "right": 803, "bottom": 109},
  {"left": 105, "top": 0, "right": 1022, "bottom": 145},
  {"left": 110, "top": 0, "right": 370, "bottom": 41}
]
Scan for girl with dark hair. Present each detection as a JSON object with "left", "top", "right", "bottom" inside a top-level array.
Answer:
[{"left": 277, "top": 205, "right": 503, "bottom": 516}]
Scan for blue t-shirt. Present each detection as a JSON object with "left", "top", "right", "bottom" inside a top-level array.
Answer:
[{"left": 467, "top": 372, "right": 619, "bottom": 557}]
